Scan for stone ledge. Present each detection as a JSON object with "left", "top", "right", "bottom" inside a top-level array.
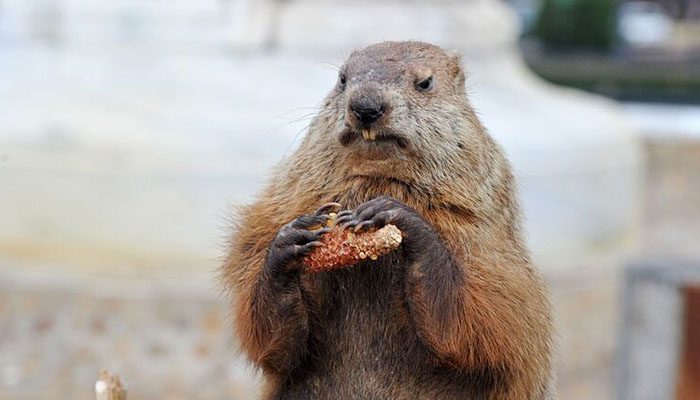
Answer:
[{"left": 0, "top": 270, "right": 259, "bottom": 400}]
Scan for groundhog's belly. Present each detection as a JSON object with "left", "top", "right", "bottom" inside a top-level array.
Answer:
[{"left": 270, "top": 261, "right": 481, "bottom": 400}]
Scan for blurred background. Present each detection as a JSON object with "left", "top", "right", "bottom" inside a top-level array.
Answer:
[{"left": 1, "top": 0, "right": 699, "bottom": 399}]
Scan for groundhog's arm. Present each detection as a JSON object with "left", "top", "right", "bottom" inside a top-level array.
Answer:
[
  {"left": 225, "top": 201, "right": 334, "bottom": 375},
  {"left": 405, "top": 241, "right": 551, "bottom": 370},
  {"left": 337, "top": 196, "right": 551, "bottom": 395}
]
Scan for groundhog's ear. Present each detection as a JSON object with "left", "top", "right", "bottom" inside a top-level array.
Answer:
[{"left": 446, "top": 50, "right": 465, "bottom": 90}]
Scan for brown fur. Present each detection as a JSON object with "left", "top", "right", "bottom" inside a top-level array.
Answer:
[{"left": 222, "top": 41, "right": 555, "bottom": 399}]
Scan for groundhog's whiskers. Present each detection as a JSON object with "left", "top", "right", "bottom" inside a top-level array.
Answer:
[{"left": 312, "top": 61, "right": 342, "bottom": 71}]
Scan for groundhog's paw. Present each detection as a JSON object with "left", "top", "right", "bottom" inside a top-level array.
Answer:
[
  {"left": 266, "top": 202, "right": 342, "bottom": 271},
  {"left": 336, "top": 195, "right": 419, "bottom": 234}
]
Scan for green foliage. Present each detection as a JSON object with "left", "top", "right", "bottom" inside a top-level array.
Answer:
[{"left": 534, "top": 0, "right": 617, "bottom": 51}]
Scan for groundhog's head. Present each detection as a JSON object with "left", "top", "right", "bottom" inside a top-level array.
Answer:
[{"left": 310, "top": 41, "right": 480, "bottom": 184}]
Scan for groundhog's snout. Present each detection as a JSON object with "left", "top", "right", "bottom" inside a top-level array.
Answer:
[
  {"left": 350, "top": 96, "right": 385, "bottom": 126},
  {"left": 346, "top": 88, "right": 390, "bottom": 140}
]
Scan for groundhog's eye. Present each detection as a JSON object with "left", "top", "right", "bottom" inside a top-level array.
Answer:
[
  {"left": 338, "top": 73, "right": 348, "bottom": 89},
  {"left": 416, "top": 76, "right": 434, "bottom": 92}
]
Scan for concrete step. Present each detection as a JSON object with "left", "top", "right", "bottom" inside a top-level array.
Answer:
[{"left": 0, "top": 268, "right": 260, "bottom": 400}]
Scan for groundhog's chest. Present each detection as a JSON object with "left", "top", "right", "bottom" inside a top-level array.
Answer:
[{"left": 275, "top": 259, "right": 476, "bottom": 400}]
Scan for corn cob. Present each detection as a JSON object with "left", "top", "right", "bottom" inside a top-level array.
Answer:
[{"left": 303, "top": 213, "right": 402, "bottom": 272}]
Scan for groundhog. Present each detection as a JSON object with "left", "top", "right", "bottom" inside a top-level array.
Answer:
[{"left": 222, "top": 41, "right": 555, "bottom": 399}]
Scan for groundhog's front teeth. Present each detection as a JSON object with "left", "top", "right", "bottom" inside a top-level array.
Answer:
[{"left": 361, "top": 129, "right": 378, "bottom": 141}]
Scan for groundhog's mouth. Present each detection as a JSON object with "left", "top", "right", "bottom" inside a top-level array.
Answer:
[{"left": 338, "top": 128, "right": 409, "bottom": 149}]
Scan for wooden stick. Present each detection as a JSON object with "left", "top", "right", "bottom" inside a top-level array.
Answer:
[{"left": 95, "top": 369, "right": 127, "bottom": 400}]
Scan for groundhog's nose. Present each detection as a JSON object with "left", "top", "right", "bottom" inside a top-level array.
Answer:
[{"left": 349, "top": 96, "right": 386, "bottom": 127}]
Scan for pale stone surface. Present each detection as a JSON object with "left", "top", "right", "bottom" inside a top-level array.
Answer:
[
  {"left": 549, "top": 256, "right": 620, "bottom": 400},
  {"left": 0, "top": 48, "right": 338, "bottom": 276},
  {"left": 642, "top": 141, "right": 700, "bottom": 258},
  {"left": 0, "top": 267, "right": 261, "bottom": 400},
  {"left": 275, "top": 0, "right": 517, "bottom": 53}
]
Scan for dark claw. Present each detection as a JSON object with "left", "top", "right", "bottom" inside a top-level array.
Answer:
[
  {"left": 336, "top": 210, "right": 353, "bottom": 217},
  {"left": 292, "top": 214, "right": 326, "bottom": 229},
  {"left": 355, "top": 206, "right": 380, "bottom": 222},
  {"left": 304, "top": 241, "right": 324, "bottom": 249},
  {"left": 334, "top": 214, "right": 354, "bottom": 226},
  {"left": 313, "top": 227, "right": 334, "bottom": 237},
  {"left": 354, "top": 195, "right": 391, "bottom": 216},
  {"left": 353, "top": 220, "right": 374, "bottom": 232},
  {"left": 292, "top": 244, "right": 308, "bottom": 258},
  {"left": 314, "top": 214, "right": 332, "bottom": 225},
  {"left": 293, "top": 241, "right": 324, "bottom": 258},
  {"left": 340, "top": 220, "right": 359, "bottom": 231},
  {"left": 370, "top": 210, "right": 396, "bottom": 229},
  {"left": 315, "top": 202, "right": 342, "bottom": 215},
  {"left": 277, "top": 228, "right": 319, "bottom": 247},
  {"left": 357, "top": 203, "right": 401, "bottom": 223}
]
